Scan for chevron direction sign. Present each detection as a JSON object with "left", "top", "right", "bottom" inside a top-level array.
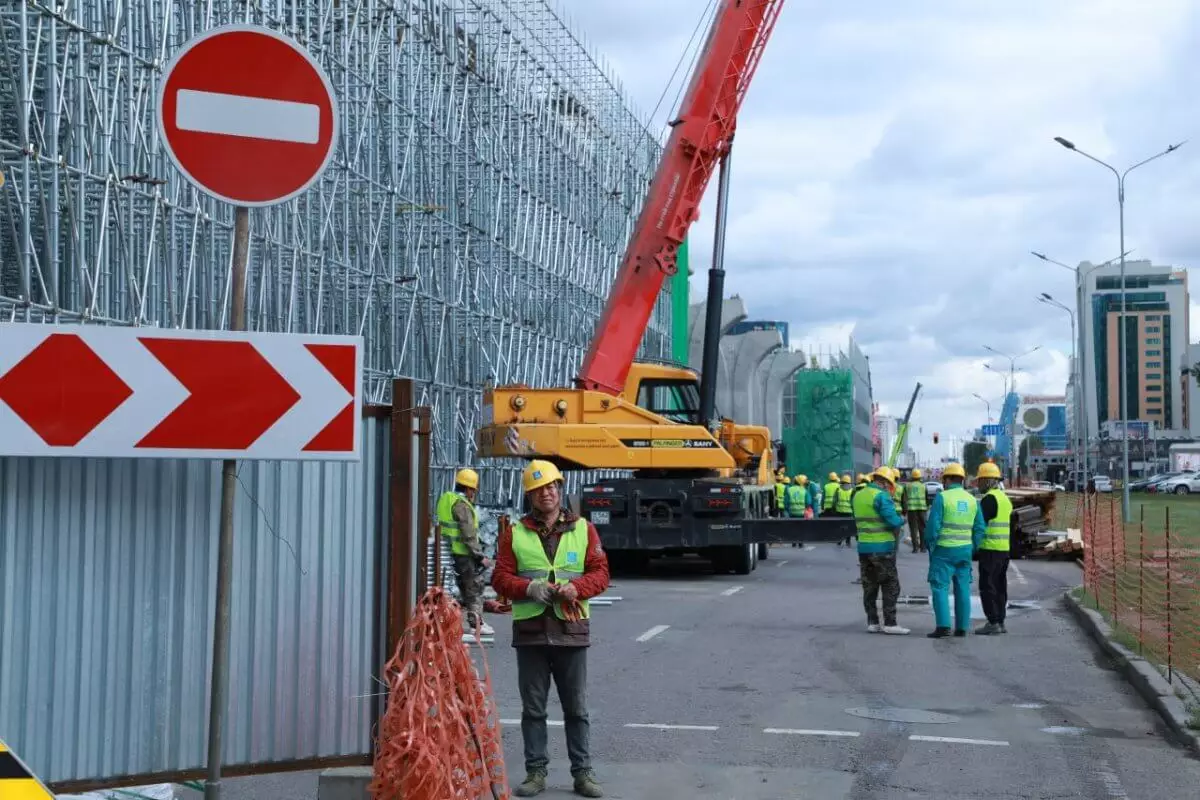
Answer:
[{"left": 0, "top": 324, "right": 363, "bottom": 460}]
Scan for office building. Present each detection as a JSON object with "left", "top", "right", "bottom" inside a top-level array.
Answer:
[{"left": 1078, "top": 259, "right": 1190, "bottom": 439}]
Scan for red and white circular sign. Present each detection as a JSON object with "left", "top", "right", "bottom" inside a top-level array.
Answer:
[{"left": 156, "top": 24, "right": 338, "bottom": 207}]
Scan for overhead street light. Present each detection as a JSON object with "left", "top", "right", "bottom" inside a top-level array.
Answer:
[
  {"left": 1037, "top": 293, "right": 1080, "bottom": 481},
  {"left": 982, "top": 345, "right": 1042, "bottom": 484},
  {"left": 1053, "top": 135, "right": 1186, "bottom": 522}
]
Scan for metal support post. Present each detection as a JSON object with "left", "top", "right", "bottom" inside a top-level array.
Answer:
[
  {"left": 205, "top": 206, "right": 250, "bottom": 800},
  {"left": 698, "top": 146, "right": 733, "bottom": 430}
]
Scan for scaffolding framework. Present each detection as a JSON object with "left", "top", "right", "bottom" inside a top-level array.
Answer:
[{"left": 0, "top": 0, "right": 672, "bottom": 501}]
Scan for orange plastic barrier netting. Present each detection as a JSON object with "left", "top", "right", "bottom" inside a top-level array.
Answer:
[
  {"left": 369, "top": 587, "right": 510, "bottom": 800},
  {"left": 1082, "top": 493, "right": 1200, "bottom": 684}
]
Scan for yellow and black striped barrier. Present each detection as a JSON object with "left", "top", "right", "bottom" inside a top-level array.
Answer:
[{"left": 0, "top": 739, "right": 54, "bottom": 799}]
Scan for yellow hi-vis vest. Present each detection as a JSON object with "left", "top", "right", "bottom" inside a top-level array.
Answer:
[
  {"left": 823, "top": 481, "right": 839, "bottom": 510},
  {"left": 775, "top": 483, "right": 786, "bottom": 509},
  {"left": 937, "top": 486, "right": 977, "bottom": 550},
  {"left": 511, "top": 518, "right": 591, "bottom": 622},
  {"left": 982, "top": 488, "right": 1013, "bottom": 552},
  {"left": 436, "top": 490, "right": 479, "bottom": 556},
  {"left": 852, "top": 485, "right": 893, "bottom": 546},
  {"left": 834, "top": 485, "right": 853, "bottom": 514},
  {"left": 786, "top": 484, "right": 806, "bottom": 516},
  {"left": 905, "top": 480, "right": 928, "bottom": 511}
]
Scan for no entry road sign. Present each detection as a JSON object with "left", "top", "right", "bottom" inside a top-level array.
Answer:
[
  {"left": 157, "top": 24, "right": 339, "bottom": 206},
  {"left": 0, "top": 324, "right": 363, "bottom": 460}
]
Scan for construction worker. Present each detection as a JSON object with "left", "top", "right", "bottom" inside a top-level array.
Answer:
[
  {"left": 799, "top": 474, "right": 816, "bottom": 518},
  {"left": 774, "top": 475, "right": 788, "bottom": 518},
  {"left": 975, "top": 461, "right": 1013, "bottom": 635},
  {"left": 834, "top": 473, "right": 854, "bottom": 546},
  {"left": 904, "top": 467, "right": 928, "bottom": 553},
  {"left": 924, "top": 462, "right": 986, "bottom": 638},
  {"left": 852, "top": 466, "right": 910, "bottom": 635},
  {"left": 490, "top": 460, "right": 609, "bottom": 798},
  {"left": 822, "top": 472, "right": 840, "bottom": 515},
  {"left": 785, "top": 476, "right": 806, "bottom": 518},
  {"left": 437, "top": 467, "right": 493, "bottom": 638}
]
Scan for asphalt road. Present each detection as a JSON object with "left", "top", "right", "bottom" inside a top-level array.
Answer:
[{"left": 212, "top": 543, "right": 1200, "bottom": 799}]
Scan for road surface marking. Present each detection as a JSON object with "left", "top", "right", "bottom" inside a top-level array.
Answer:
[
  {"left": 909, "top": 735, "right": 1008, "bottom": 746},
  {"left": 635, "top": 624, "right": 670, "bottom": 642},
  {"left": 764, "top": 728, "right": 861, "bottom": 737},
  {"left": 720, "top": 585, "right": 744, "bottom": 596},
  {"left": 624, "top": 723, "right": 718, "bottom": 731},
  {"left": 500, "top": 719, "right": 563, "bottom": 726},
  {"left": 175, "top": 89, "right": 321, "bottom": 144},
  {"left": 1011, "top": 562, "right": 1028, "bottom": 584},
  {"left": 777, "top": 560, "right": 789, "bottom": 567}
]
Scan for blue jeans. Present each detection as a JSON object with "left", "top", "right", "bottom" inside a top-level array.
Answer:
[{"left": 928, "top": 547, "right": 973, "bottom": 630}]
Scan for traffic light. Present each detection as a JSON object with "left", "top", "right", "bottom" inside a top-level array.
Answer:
[{"left": 933, "top": 432, "right": 939, "bottom": 444}]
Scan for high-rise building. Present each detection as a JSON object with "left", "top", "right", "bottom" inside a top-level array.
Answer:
[{"left": 1078, "top": 259, "right": 1190, "bottom": 438}]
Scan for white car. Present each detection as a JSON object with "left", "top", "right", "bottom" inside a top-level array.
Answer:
[
  {"left": 1154, "top": 471, "right": 1200, "bottom": 495},
  {"left": 1092, "top": 475, "right": 1114, "bottom": 492}
]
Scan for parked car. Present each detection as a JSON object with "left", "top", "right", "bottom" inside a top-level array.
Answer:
[
  {"left": 1131, "top": 472, "right": 1180, "bottom": 492},
  {"left": 925, "top": 481, "right": 943, "bottom": 501},
  {"left": 1091, "top": 475, "right": 1114, "bottom": 492},
  {"left": 1153, "top": 471, "right": 1200, "bottom": 495}
]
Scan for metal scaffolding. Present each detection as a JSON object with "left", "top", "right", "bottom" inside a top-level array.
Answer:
[{"left": 0, "top": 0, "right": 672, "bottom": 502}]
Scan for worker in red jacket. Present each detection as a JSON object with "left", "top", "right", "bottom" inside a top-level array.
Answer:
[{"left": 492, "top": 459, "right": 609, "bottom": 798}]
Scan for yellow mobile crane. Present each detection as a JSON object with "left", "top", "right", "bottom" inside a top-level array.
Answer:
[{"left": 476, "top": 0, "right": 853, "bottom": 573}]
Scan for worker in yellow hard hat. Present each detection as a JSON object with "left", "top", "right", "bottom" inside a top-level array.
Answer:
[
  {"left": 924, "top": 462, "right": 986, "bottom": 638},
  {"left": 852, "top": 466, "right": 910, "bottom": 634},
  {"left": 903, "top": 467, "right": 928, "bottom": 553},
  {"left": 974, "top": 460, "right": 1013, "bottom": 635},
  {"left": 774, "top": 474, "right": 789, "bottom": 518},
  {"left": 822, "top": 472, "right": 840, "bottom": 516},
  {"left": 491, "top": 459, "right": 608, "bottom": 797},
  {"left": 437, "top": 467, "right": 492, "bottom": 638}
]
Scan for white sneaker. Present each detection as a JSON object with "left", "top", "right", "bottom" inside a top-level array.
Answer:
[
  {"left": 882, "top": 625, "right": 911, "bottom": 635},
  {"left": 462, "top": 632, "right": 477, "bottom": 643},
  {"left": 867, "top": 623, "right": 882, "bottom": 633},
  {"left": 478, "top": 621, "right": 495, "bottom": 636}
]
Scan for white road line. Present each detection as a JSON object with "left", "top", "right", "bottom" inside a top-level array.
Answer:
[
  {"left": 635, "top": 624, "right": 670, "bottom": 642},
  {"left": 175, "top": 89, "right": 321, "bottom": 144},
  {"left": 720, "top": 585, "right": 744, "bottom": 596},
  {"left": 764, "top": 728, "right": 861, "bottom": 738},
  {"left": 1011, "top": 562, "right": 1028, "bottom": 585},
  {"left": 500, "top": 719, "right": 563, "bottom": 726},
  {"left": 909, "top": 735, "right": 1009, "bottom": 746},
  {"left": 777, "top": 560, "right": 789, "bottom": 567},
  {"left": 624, "top": 723, "right": 719, "bottom": 731}
]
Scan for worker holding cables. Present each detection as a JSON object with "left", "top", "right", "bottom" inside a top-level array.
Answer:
[
  {"left": 491, "top": 459, "right": 610, "bottom": 798},
  {"left": 436, "top": 467, "right": 493, "bottom": 640}
]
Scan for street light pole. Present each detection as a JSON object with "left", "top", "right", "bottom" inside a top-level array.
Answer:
[
  {"left": 972, "top": 392, "right": 991, "bottom": 423},
  {"left": 984, "top": 345, "right": 1042, "bottom": 485},
  {"left": 1053, "top": 136, "right": 1186, "bottom": 522},
  {"left": 1031, "top": 249, "right": 1133, "bottom": 493},
  {"left": 1038, "top": 293, "right": 1078, "bottom": 480}
]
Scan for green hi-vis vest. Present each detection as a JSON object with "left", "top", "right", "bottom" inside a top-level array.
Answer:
[
  {"left": 511, "top": 518, "right": 591, "bottom": 622},
  {"left": 775, "top": 483, "right": 786, "bottom": 509},
  {"left": 982, "top": 488, "right": 1013, "bottom": 552},
  {"left": 436, "top": 490, "right": 479, "bottom": 556},
  {"left": 852, "top": 485, "right": 893, "bottom": 546},
  {"left": 786, "top": 484, "right": 806, "bottom": 516},
  {"left": 892, "top": 484, "right": 902, "bottom": 504},
  {"left": 823, "top": 482, "right": 839, "bottom": 510},
  {"left": 834, "top": 486, "right": 853, "bottom": 514},
  {"left": 905, "top": 480, "right": 928, "bottom": 511},
  {"left": 938, "top": 486, "right": 977, "bottom": 550}
]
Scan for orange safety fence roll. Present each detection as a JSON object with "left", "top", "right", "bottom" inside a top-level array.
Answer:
[{"left": 369, "top": 587, "right": 510, "bottom": 800}]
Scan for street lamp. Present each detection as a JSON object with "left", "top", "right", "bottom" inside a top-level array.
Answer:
[
  {"left": 972, "top": 392, "right": 991, "bottom": 423},
  {"left": 1038, "top": 293, "right": 1080, "bottom": 481},
  {"left": 1053, "top": 136, "right": 1186, "bottom": 522},
  {"left": 983, "top": 345, "right": 1042, "bottom": 484}
]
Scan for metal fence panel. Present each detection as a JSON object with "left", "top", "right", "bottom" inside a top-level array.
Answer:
[{"left": 0, "top": 415, "right": 389, "bottom": 786}]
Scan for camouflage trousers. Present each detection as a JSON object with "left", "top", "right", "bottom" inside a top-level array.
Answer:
[
  {"left": 859, "top": 553, "right": 901, "bottom": 627},
  {"left": 452, "top": 555, "right": 485, "bottom": 627}
]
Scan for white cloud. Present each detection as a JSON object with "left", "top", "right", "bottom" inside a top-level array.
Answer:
[{"left": 564, "top": 0, "right": 1200, "bottom": 461}]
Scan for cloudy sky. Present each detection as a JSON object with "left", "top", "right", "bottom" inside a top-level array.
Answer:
[{"left": 565, "top": 0, "right": 1200, "bottom": 462}]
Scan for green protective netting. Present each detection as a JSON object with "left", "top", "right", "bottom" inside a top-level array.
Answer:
[{"left": 782, "top": 369, "right": 855, "bottom": 479}]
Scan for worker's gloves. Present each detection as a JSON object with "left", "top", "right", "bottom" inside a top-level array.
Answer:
[{"left": 525, "top": 580, "right": 556, "bottom": 604}]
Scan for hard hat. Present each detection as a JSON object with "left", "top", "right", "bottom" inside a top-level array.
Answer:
[
  {"left": 523, "top": 459, "right": 563, "bottom": 493},
  {"left": 454, "top": 468, "right": 479, "bottom": 490},
  {"left": 857, "top": 474, "right": 868, "bottom": 484},
  {"left": 841, "top": 474, "right": 852, "bottom": 483},
  {"left": 976, "top": 461, "right": 1002, "bottom": 480},
  {"left": 798, "top": 474, "right": 808, "bottom": 484},
  {"left": 942, "top": 462, "right": 966, "bottom": 480},
  {"left": 873, "top": 466, "right": 895, "bottom": 484},
  {"left": 782, "top": 476, "right": 791, "bottom": 484},
  {"left": 829, "top": 472, "right": 839, "bottom": 481},
  {"left": 911, "top": 468, "right": 922, "bottom": 479}
]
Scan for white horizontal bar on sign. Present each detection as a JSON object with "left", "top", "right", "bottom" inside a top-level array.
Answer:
[{"left": 175, "top": 89, "right": 320, "bottom": 144}]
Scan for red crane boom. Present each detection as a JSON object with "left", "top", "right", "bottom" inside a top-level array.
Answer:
[{"left": 575, "top": 0, "right": 786, "bottom": 395}]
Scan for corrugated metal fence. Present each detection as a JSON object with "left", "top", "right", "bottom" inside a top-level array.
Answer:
[{"left": 0, "top": 412, "right": 392, "bottom": 789}]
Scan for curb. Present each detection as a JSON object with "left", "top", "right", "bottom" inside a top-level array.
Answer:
[{"left": 1062, "top": 590, "right": 1200, "bottom": 755}]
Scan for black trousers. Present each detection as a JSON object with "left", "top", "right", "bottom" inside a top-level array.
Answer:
[
  {"left": 517, "top": 645, "right": 590, "bottom": 775},
  {"left": 978, "top": 550, "right": 1010, "bottom": 624}
]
